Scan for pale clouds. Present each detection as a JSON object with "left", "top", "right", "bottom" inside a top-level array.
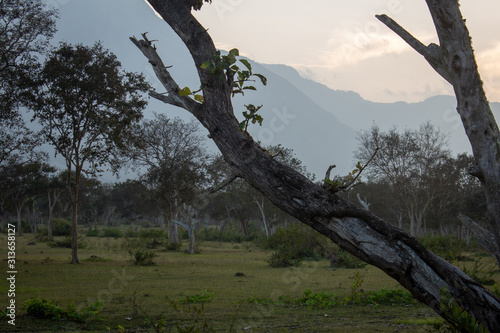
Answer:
[
  {"left": 187, "top": 1, "right": 500, "bottom": 103},
  {"left": 314, "top": 29, "right": 433, "bottom": 69},
  {"left": 476, "top": 43, "right": 500, "bottom": 101}
]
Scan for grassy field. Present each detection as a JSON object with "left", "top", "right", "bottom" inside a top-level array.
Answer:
[{"left": 0, "top": 232, "right": 498, "bottom": 332}]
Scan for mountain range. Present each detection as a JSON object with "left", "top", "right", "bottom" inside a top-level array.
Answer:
[{"left": 230, "top": 60, "right": 500, "bottom": 178}]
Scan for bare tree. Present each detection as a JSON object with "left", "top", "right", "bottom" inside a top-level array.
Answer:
[
  {"left": 130, "top": 114, "right": 208, "bottom": 244},
  {"left": 376, "top": 0, "right": 500, "bottom": 266},
  {"left": 131, "top": 1, "right": 500, "bottom": 330},
  {"left": 356, "top": 123, "right": 453, "bottom": 236},
  {"left": 171, "top": 204, "right": 198, "bottom": 254}
]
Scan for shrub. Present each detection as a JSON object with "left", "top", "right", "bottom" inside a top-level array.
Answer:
[
  {"left": 331, "top": 249, "right": 367, "bottom": 269},
  {"left": 264, "top": 224, "right": 330, "bottom": 261},
  {"left": 51, "top": 218, "right": 73, "bottom": 236},
  {"left": 129, "top": 248, "right": 157, "bottom": 266},
  {"left": 132, "top": 290, "right": 225, "bottom": 333},
  {"left": 164, "top": 241, "right": 182, "bottom": 252},
  {"left": 183, "top": 289, "right": 215, "bottom": 304},
  {"left": 494, "top": 284, "right": 500, "bottom": 298},
  {"left": 85, "top": 229, "right": 100, "bottom": 237},
  {"left": 48, "top": 236, "right": 86, "bottom": 249},
  {"left": 140, "top": 229, "right": 165, "bottom": 248},
  {"left": 124, "top": 228, "right": 139, "bottom": 238},
  {"left": 459, "top": 257, "right": 496, "bottom": 286},
  {"left": 266, "top": 248, "right": 302, "bottom": 268},
  {"left": 439, "top": 288, "right": 487, "bottom": 333},
  {"left": 35, "top": 226, "right": 50, "bottom": 241},
  {"left": 102, "top": 228, "right": 123, "bottom": 238},
  {"left": 362, "top": 288, "right": 416, "bottom": 306},
  {"left": 419, "top": 235, "right": 467, "bottom": 261},
  {"left": 292, "top": 289, "right": 338, "bottom": 309},
  {"left": 23, "top": 297, "right": 103, "bottom": 322},
  {"left": 248, "top": 286, "right": 416, "bottom": 310},
  {"left": 24, "top": 297, "right": 63, "bottom": 319}
]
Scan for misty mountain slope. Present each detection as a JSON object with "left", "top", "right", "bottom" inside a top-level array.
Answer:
[
  {"left": 231, "top": 60, "right": 359, "bottom": 178},
  {"left": 263, "top": 63, "right": 500, "bottom": 155}
]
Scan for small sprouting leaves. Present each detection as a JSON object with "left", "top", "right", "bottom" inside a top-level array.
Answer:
[
  {"left": 239, "top": 104, "right": 263, "bottom": 133},
  {"left": 238, "top": 122, "right": 245, "bottom": 132},
  {"left": 239, "top": 59, "right": 252, "bottom": 72},
  {"left": 322, "top": 178, "right": 343, "bottom": 192},
  {"left": 323, "top": 158, "right": 377, "bottom": 194},
  {"left": 200, "top": 61, "right": 211, "bottom": 70},
  {"left": 200, "top": 49, "right": 268, "bottom": 132},
  {"left": 254, "top": 73, "right": 268, "bottom": 86},
  {"left": 200, "top": 48, "right": 267, "bottom": 97},
  {"left": 178, "top": 86, "right": 204, "bottom": 104},
  {"left": 178, "top": 87, "right": 192, "bottom": 96},
  {"left": 193, "top": 94, "right": 204, "bottom": 103}
]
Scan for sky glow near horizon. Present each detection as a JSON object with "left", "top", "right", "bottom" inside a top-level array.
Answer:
[{"left": 178, "top": 0, "right": 500, "bottom": 103}]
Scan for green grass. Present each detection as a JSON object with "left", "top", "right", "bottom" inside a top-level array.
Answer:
[{"left": 0, "top": 233, "right": 498, "bottom": 332}]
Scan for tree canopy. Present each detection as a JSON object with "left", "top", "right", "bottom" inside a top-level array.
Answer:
[{"left": 0, "top": 0, "right": 58, "bottom": 120}]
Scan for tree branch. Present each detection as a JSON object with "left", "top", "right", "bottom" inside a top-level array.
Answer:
[
  {"left": 375, "top": 14, "right": 430, "bottom": 58},
  {"left": 324, "top": 165, "right": 336, "bottom": 182},
  {"left": 129, "top": 34, "right": 200, "bottom": 114},
  {"left": 375, "top": 14, "right": 451, "bottom": 84},
  {"left": 208, "top": 172, "right": 239, "bottom": 193},
  {"left": 170, "top": 219, "right": 191, "bottom": 231}
]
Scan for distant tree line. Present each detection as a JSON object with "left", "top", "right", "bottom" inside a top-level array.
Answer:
[{"left": 1, "top": 112, "right": 483, "bottom": 245}]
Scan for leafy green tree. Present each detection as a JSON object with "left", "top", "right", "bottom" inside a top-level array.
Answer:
[
  {"left": 27, "top": 42, "right": 149, "bottom": 263},
  {"left": 0, "top": 0, "right": 58, "bottom": 120}
]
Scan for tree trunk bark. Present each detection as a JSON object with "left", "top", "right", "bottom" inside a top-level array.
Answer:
[
  {"left": 239, "top": 218, "right": 248, "bottom": 237},
  {"left": 459, "top": 213, "right": 500, "bottom": 267},
  {"left": 218, "top": 219, "right": 228, "bottom": 242},
  {"left": 171, "top": 219, "right": 196, "bottom": 254},
  {"left": 71, "top": 181, "right": 80, "bottom": 264},
  {"left": 16, "top": 201, "right": 25, "bottom": 236},
  {"left": 188, "top": 227, "right": 195, "bottom": 255},
  {"left": 254, "top": 197, "right": 269, "bottom": 238},
  {"left": 47, "top": 191, "right": 56, "bottom": 239},
  {"left": 133, "top": 1, "right": 500, "bottom": 330}
]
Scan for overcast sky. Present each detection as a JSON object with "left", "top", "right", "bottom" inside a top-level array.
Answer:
[
  {"left": 190, "top": 0, "right": 500, "bottom": 103},
  {"left": 50, "top": 0, "right": 500, "bottom": 104}
]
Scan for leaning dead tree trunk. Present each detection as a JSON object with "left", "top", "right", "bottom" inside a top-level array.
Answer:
[
  {"left": 458, "top": 213, "right": 500, "bottom": 267},
  {"left": 132, "top": 0, "right": 500, "bottom": 330},
  {"left": 376, "top": 0, "right": 500, "bottom": 266}
]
